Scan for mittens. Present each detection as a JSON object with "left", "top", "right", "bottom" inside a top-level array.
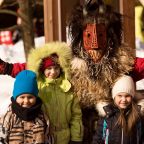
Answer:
[{"left": 0, "top": 58, "right": 13, "bottom": 75}]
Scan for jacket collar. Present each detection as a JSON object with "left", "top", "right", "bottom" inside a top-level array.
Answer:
[
  {"left": 43, "top": 75, "right": 71, "bottom": 92},
  {"left": 103, "top": 104, "right": 133, "bottom": 118}
]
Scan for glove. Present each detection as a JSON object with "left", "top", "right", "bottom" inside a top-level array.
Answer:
[
  {"left": 69, "top": 141, "right": 82, "bottom": 144},
  {"left": 0, "top": 124, "right": 7, "bottom": 144},
  {"left": 0, "top": 138, "right": 6, "bottom": 144},
  {"left": 0, "top": 58, "right": 13, "bottom": 75}
]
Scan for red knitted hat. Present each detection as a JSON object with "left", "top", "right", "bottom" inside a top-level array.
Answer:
[{"left": 41, "top": 54, "right": 58, "bottom": 72}]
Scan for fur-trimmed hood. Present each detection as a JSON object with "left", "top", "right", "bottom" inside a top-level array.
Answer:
[{"left": 27, "top": 42, "right": 72, "bottom": 79}]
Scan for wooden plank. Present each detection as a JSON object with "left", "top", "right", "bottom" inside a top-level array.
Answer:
[
  {"left": 119, "top": 0, "right": 135, "bottom": 49},
  {"left": 43, "top": 0, "right": 78, "bottom": 42},
  {"left": 61, "top": 0, "right": 78, "bottom": 42},
  {"left": 44, "top": 0, "right": 62, "bottom": 42},
  {"left": 44, "top": 0, "right": 53, "bottom": 42}
]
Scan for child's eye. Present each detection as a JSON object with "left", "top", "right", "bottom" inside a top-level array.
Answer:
[
  {"left": 125, "top": 95, "right": 131, "bottom": 98},
  {"left": 118, "top": 95, "right": 122, "bottom": 98},
  {"left": 55, "top": 67, "right": 60, "bottom": 70},
  {"left": 46, "top": 68, "right": 51, "bottom": 70}
]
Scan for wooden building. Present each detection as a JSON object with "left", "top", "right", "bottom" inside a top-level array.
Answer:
[
  {"left": 0, "top": 0, "right": 138, "bottom": 55},
  {"left": 43, "top": 0, "right": 135, "bottom": 49}
]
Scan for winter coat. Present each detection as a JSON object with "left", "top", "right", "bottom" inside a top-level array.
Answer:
[
  {"left": 39, "top": 76, "right": 83, "bottom": 144},
  {"left": 26, "top": 42, "right": 83, "bottom": 144},
  {"left": 0, "top": 105, "right": 49, "bottom": 144},
  {"left": 92, "top": 104, "right": 144, "bottom": 144}
]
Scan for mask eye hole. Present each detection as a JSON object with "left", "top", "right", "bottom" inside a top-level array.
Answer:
[{"left": 87, "top": 33, "right": 91, "bottom": 38}]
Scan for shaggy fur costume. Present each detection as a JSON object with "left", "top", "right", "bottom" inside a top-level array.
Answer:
[
  {"left": 68, "top": 1, "right": 135, "bottom": 107},
  {"left": 71, "top": 43, "right": 135, "bottom": 107}
]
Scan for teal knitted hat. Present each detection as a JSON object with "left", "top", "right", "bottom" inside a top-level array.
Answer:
[{"left": 13, "top": 70, "right": 39, "bottom": 99}]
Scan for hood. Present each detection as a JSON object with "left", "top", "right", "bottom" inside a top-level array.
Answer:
[{"left": 27, "top": 41, "right": 72, "bottom": 79}]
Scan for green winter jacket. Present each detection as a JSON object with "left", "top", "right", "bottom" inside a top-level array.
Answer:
[
  {"left": 26, "top": 42, "right": 83, "bottom": 144},
  {"left": 38, "top": 76, "right": 83, "bottom": 144}
]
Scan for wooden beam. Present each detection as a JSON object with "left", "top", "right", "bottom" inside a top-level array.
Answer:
[
  {"left": 119, "top": 0, "right": 135, "bottom": 49},
  {"left": 44, "top": 0, "right": 78, "bottom": 43},
  {"left": 44, "top": 0, "right": 62, "bottom": 42}
]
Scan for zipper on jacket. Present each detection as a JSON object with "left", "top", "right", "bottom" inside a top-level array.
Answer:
[{"left": 121, "top": 128, "right": 123, "bottom": 144}]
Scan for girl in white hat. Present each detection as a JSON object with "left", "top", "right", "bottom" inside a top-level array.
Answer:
[{"left": 93, "top": 75, "right": 144, "bottom": 144}]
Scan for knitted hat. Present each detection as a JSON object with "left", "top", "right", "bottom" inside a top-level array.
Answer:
[
  {"left": 112, "top": 75, "right": 135, "bottom": 99},
  {"left": 13, "top": 70, "right": 39, "bottom": 100},
  {"left": 41, "top": 54, "right": 58, "bottom": 72}
]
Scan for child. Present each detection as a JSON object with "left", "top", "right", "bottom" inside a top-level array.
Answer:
[
  {"left": 27, "top": 42, "right": 83, "bottom": 144},
  {"left": 92, "top": 75, "right": 144, "bottom": 144},
  {"left": 0, "top": 70, "right": 51, "bottom": 144}
]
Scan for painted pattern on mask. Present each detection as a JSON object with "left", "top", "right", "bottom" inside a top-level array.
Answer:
[{"left": 83, "top": 23, "right": 107, "bottom": 62}]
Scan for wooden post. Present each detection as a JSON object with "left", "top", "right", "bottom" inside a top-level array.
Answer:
[
  {"left": 60, "top": 0, "right": 78, "bottom": 42},
  {"left": 43, "top": 0, "right": 78, "bottom": 43},
  {"left": 44, "top": 0, "right": 62, "bottom": 42},
  {"left": 18, "top": 0, "right": 35, "bottom": 59},
  {"left": 119, "top": 0, "right": 135, "bottom": 49}
]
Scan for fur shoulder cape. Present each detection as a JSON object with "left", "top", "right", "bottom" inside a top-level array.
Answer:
[{"left": 71, "top": 43, "right": 135, "bottom": 107}]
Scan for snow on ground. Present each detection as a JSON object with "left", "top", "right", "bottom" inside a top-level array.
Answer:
[{"left": 0, "top": 36, "right": 45, "bottom": 116}]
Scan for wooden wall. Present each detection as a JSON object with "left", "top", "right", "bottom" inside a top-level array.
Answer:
[
  {"left": 120, "top": 0, "right": 135, "bottom": 49},
  {"left": 44, "top": 0, "right": 135, "bottom": 49}
]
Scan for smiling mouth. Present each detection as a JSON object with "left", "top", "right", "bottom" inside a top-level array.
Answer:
[
  {"left": 22, "top": 105, "right": 31, "bottom": 108},
  {"left": 120, "top": 103, "right": 127, "bottom": 105}
]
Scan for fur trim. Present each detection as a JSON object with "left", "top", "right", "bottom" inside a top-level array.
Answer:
[
  {"left": 71, "top": 43, "right": 135, "bottom": 107},
  {"left": 27, "top": 42, "right": 72, "bottom": 79},
  {"left": 137, "top": 99, "right": 144, "bottom": 115},
  {"left": 95, "top": 101, "right": 110, "bottom": 117},
  {"left": 71, "top": 57, "right": 87, "bottom": 72}
]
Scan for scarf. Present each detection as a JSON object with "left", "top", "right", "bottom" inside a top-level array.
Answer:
[{"left": 11, "top": 97, "right": 42, "bottom": 121}]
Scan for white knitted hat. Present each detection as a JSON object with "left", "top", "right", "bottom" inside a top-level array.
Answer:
[{"left": 112, "top": 75, "right": 135, "bottom": 99}]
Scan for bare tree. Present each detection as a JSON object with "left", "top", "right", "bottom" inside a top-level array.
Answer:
[{"left": 17, "top": 0, "right": 35, "bottom": 59}]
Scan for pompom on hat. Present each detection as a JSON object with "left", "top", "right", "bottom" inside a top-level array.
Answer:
[
  {"left": 12, "top": 70, "right": 39, "bottom": 100},
  {"left": 112, "top": 75, "right": 135, "bottom": 99}
]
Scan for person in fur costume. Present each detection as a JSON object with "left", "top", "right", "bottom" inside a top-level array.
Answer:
[
  {"left": 68, "top": 0, "right": 135, "bottom": 107},
  {"left": 92, "top": 75, "right": 144, "bottom": 144},
  {"left": 67, "top": 0, "right": 144, "bottom": 143}
]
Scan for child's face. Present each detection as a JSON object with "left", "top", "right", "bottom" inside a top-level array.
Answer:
[
  {"left": 44, "top": 65, "right": 61, "bottom": 79},
  {"left": 16, "top": 94, "right": 36, "bottom": 108},
  {"left": 114, "top": 92, "right": 132, "bottom": 109}
]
